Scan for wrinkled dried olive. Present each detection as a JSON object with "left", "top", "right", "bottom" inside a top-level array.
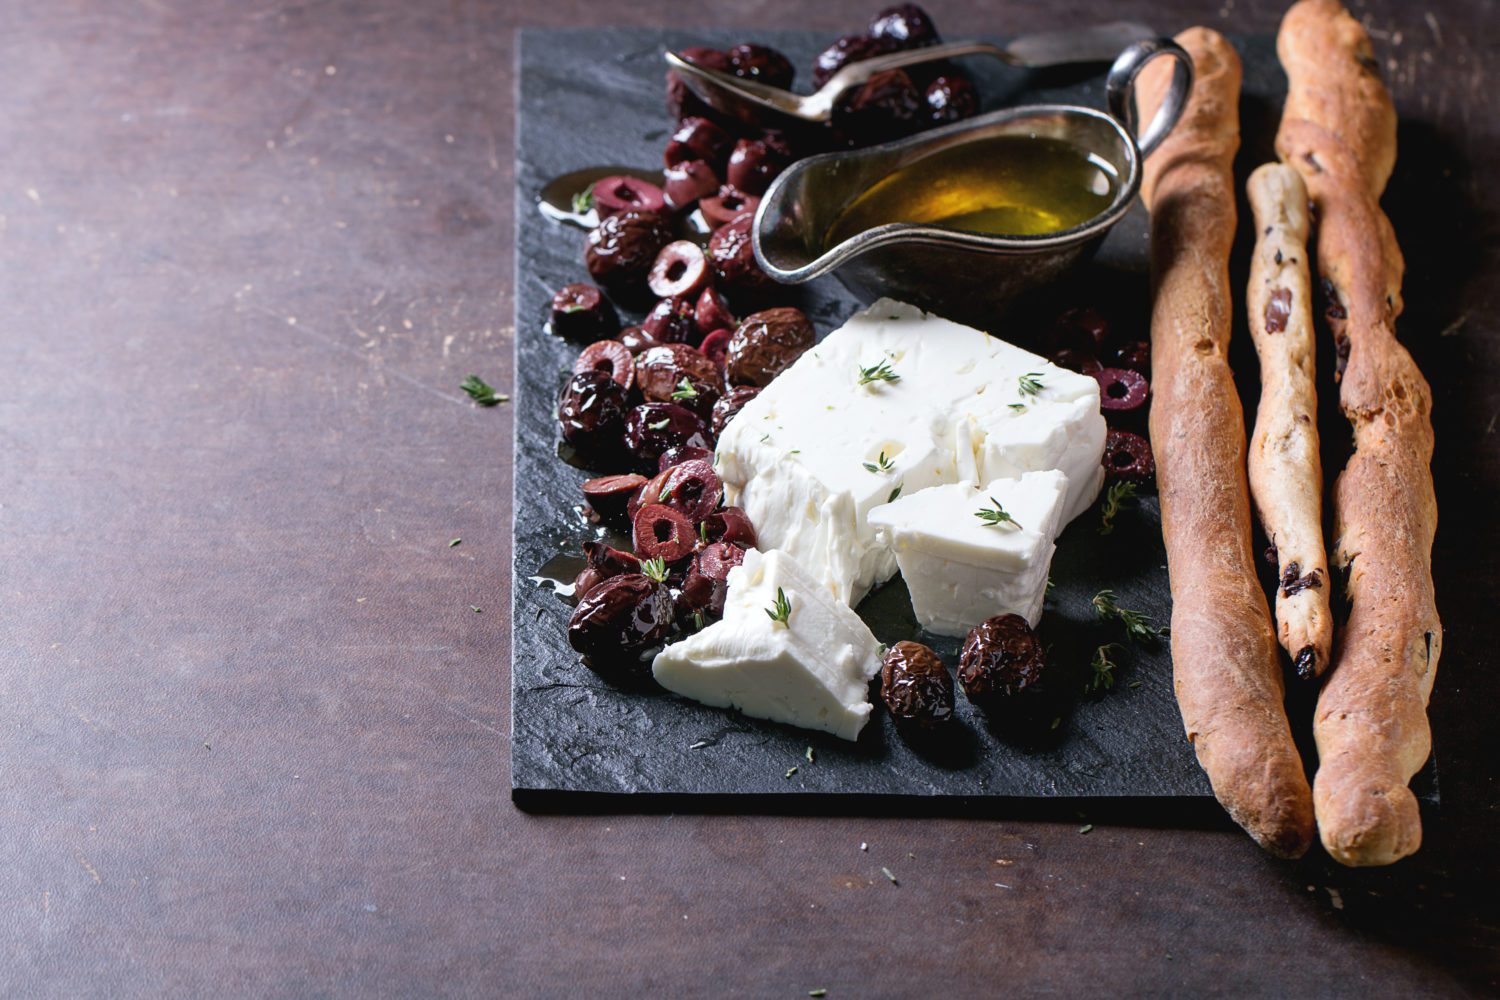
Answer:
[
  {"left": 881, "top": 641, "right": 955, "bottom": 728},
  {"left": 567, "top": 574, "right": 674, "bottom": 672},
  {"left": 869, "top": 3, "right": 941, "bottom": 49},
  {"left": 725, "top": 307, "right": 815, "bottom": 387},
  {"left": 923, "top": 73, "right": 978, "bottom": 126},
  {"left": 833, "top": 69, "right": 923, "bottom": 146},
  {"left": 711, "top": 384, "right": 760, "bottom": 436},
  {"left": 958, "top": 614, "right": 1046, "bottom": 706},
  {"left": 707, "top": 213, "right": 772, "bottom": 293},
  {"left": 624, "top": 402, "right": 712, "bottom": 474},
  {"left": 584, "top": 210, "right": 673, "bottom": 297},
  {"left": 812, "top": 34, "right": 897, "bottom": 88},
  {"left": 634, "top": 343, "right": 724, "bottom": 419}
]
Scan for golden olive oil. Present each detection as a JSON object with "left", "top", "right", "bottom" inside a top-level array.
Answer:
[{"left": 827, "top": 135, "right": 1117, "bottom": 244}]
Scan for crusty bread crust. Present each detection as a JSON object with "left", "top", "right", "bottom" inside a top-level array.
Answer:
[
  {"left": 1246, "top": 163, "right": 1334, "bottom": 680},
  {"left": 1139, "top": 28, "right": 1315, "bottom": 859},
  {"left": 1275, "top": 0, "right": 1440, "bottom": 867}
]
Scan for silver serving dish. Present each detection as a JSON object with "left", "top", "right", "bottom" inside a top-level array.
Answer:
[{"left": 752, "top": 38, "right": 1192, "bottom": 326}]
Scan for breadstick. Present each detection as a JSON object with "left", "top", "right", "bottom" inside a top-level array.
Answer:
[
  {"left": 1245, "top": 163, "right": 1333, "bottom": 680},
  {"left": 1138, "top": 28, "right": 1315, "bottom": 859},
  {"left": 1276, "top": 0, "right": 1439, "bottom": 867}
]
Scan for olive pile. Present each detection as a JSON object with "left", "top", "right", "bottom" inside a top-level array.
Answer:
[
  {"left": 1045, "top": 306, "right": 1156, "bottom": 483},
  {"left": 567, "top": 451, "right": 760, "bottom": 676}
]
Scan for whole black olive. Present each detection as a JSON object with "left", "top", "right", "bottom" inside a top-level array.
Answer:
[
  {"left": 584, "top": 209, "right": 673, "bottom": 299},
  {"left": 663, "top": 159, "right": 721, "bottom": 212},
  {"left": 624, "top": 402, "right": 712, "bottom": 474},
  {"left": 725, "top": 138, "right": 789, "bottom": 196},
  {"left": 711, "top": 384, "right": 760, "bottom": 436},
  {"left": 812, "top": 33, "right": 897, "bottom": 88},
  {"left": 707, "top": 213, "right": 773, "bottom": 293},
  {"left": 881, "top": 640, "right": 955, "bottom": 728},
  {"left": 667, "top": 47, "right": 732, "bottom": 121},
  {"left": 727, "top": 43, "right": 795, "bottom": 89},
  {"left": 868, "top": 4, "right": 941, "bottom": 49},
  {"left": 664, "top": 116, "right": 733, "bottom": 169},
  {"left": 924, "top": 73, "right": 978, "bottom": 126},
  {"left": 558, "top": 369, "right": 628, "bottom": 462},
  {"left": 833, "top": 68, "right": 924, "bottom": 146},
  {"left": 634, "top": 343, "right": 724, "bottom": 419},
  {"left": 958, "top": 614, "right": 1046, "bottom": 707},
  {"left": 725, "top": 307, "right": 815, "bottom": 387},
  {"left": 567, "top": 573, "right": 675, "bottom": 672},
  {"left": 550, "top": 283, "right": 619, "bottom": 342}
]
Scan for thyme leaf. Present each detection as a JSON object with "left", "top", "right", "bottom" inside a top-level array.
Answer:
[
  {"left": 765, "top": 587, "right": 792, "bottom": 625},
  {"left": 460, "top": 374, "right": 508, "bottom": 406}
]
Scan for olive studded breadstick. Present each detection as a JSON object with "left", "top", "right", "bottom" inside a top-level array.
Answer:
[
  {"left": 1137, "top": 28, "right": 1315, "bottom": 858},
  {"left": 1245, "top": 163, "right": 1333, "bottom": 681},
  {"left": 1276, "top": 0, "right": 1440, "bottom": 867}
]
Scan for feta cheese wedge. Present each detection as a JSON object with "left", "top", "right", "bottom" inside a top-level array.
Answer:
[
  {"left": 867, "top": 470, "right": 1070, "bottom": 636},
  {"left": 652, "top": 548, "right": 883, "bottom": 741},
  {"left": 716, "top": 298, "right": 1104, "bottom": 605}
]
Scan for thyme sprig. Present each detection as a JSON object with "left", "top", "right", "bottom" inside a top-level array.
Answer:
[
  {"left": 1017, "top": 372, "right": 1045, "bottom": 397},
  {"left": 857, "top": 359, "right": 900, "bottom": 386},
  {"left": 974, "top": 497, "right": 1021, "bottom": 530},
  {"left": 460, "top": 374, "right": 508, "bottom": 406},
  {"left": 1098, "top": 482, "right": 1139, "bottom": 535},
  {"left": 1088, "top": 643, "right": 1121, "bottom": 693},
  {"left": 862, "top": 450, "right": 896, "bottom": 474},
  {"left": 1091, "top": 589, "right": 1166, "bottom": 642},
  {"left": 766, "top": 586, "right": 792, "bottom": 626},
  {"left": 641, "top": 557, "right": 669, "bottom": 583}
]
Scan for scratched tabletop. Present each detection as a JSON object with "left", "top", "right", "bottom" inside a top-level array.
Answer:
[{"left": 2, "top": 1, "right": 1497, "bottom": 996}]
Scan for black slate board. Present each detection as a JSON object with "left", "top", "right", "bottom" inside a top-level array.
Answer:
[{"left": 510, "top": 28, "right": 1435, "bottom": 806}]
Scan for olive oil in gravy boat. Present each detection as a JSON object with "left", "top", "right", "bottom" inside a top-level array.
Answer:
[{"left": 752, "top": 38, "right": 1192, "bottom": 327}]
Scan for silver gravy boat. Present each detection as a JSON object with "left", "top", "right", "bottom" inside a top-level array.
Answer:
[{"left": 752, "top": 38, "right": 1193, "bottom": 326}]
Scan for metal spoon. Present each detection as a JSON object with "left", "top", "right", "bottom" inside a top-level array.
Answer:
[{"left": 665, "top": 21, "right": 1157, "bottom": 125}]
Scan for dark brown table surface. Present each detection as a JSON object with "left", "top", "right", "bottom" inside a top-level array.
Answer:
[{"left": 4, "top": 1, "right": 1496, "bottom": 995}]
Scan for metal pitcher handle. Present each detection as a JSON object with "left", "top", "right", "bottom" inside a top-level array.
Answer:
[{"left": 1105, "top": 38, "right": 1194, "bottom": 159}]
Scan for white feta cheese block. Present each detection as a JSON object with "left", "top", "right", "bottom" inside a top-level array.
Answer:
[
  {"left": 867, "top": 470, "right": 1070, "bottom": 636},
  {"left": 651, "top": 548, "right": 883, "bottom": 741},
  {"left": 716, "top": 298, "right": 1104, "bottom": 605}
]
